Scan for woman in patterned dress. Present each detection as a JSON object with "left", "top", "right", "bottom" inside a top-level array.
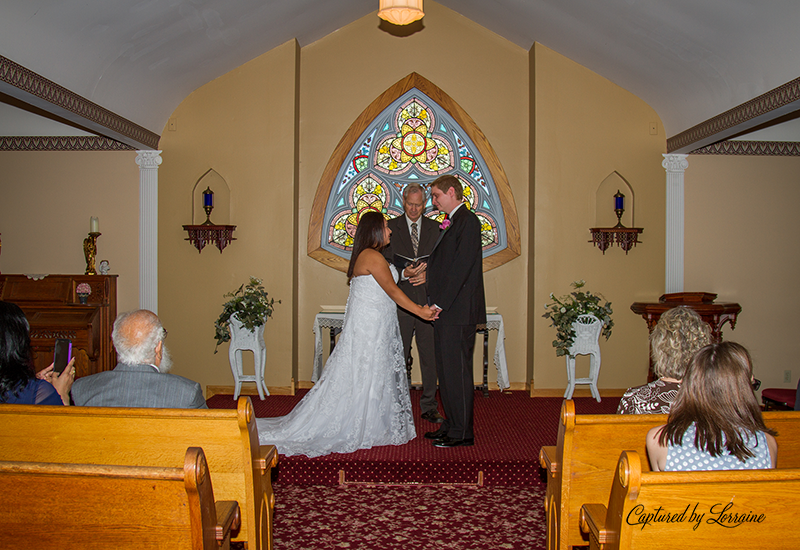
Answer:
[
  {"left": 617, "top": 307, "right": 711, "bottom": 414},
  {"left": 646, "top": 341, "right": 777, "bottom": 471}
]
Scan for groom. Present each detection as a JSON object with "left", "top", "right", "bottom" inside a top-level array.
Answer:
[{"left": 425, "top": 175, "right": 486, "bottom": 447}]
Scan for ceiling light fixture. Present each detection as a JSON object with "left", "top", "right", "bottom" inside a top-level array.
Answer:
[{"left": 378, "top": 0, "right": 424, "bottom": 26}]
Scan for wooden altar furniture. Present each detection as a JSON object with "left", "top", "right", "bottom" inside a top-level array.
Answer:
[
  {"left": 0, "top": 274, "right": 117, "bottom": 377},
  {"left": 0, "top": 447, "right": 241, "bottom": 550},
  {"left": 0, "top": 396, "right": 278, "bottom": 550},
  {"left": 539, "top": 399, "right": 800, "bottom": 550},
  {"left": 630, "top": 291, "right": 741, "bottom": 381}
]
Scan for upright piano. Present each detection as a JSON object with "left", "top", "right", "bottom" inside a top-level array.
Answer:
[{"left": 0, "top": 274, "right": 117, "bottom": 378}]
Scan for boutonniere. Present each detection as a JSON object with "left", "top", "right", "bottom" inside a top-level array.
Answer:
[{"left": 439, "top": 219, "right": 451, "bottom": 231}]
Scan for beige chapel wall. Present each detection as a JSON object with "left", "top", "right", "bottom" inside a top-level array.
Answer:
[
  {"left": 685, "top": 154, "right": 800, "bottom": 394},
  {"left": 297, "top": 1, "right": 530, "bottom": 386},
  {"left": 0, "top": 151, "right": 140, "bottom": 312},
  {"left": 532, "top": 43, "right": 666, "bottom": 392},
  {"left": 157, "top": 40, "right": 299, "bottom": 391}
]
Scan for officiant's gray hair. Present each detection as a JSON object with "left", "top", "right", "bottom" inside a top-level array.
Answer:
[
  {"left": 402, "top": 183, "right": 425, "bottom": 199},
  {"left": 112, "top": 309, "right": 166, "bottom": 366}
]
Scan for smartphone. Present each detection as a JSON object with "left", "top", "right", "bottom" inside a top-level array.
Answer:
[{"left": 53, "top": 338, "right": 73, "bottom": 374}]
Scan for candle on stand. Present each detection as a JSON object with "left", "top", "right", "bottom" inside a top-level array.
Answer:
[
  {"left": 90, "top": 217, "right": 100, "bottom": 233},
  {"left": 614, "top": 191, "right": 624, "bottom": 211}
]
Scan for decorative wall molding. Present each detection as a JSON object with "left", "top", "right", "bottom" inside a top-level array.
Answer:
[
  {"left": 667, "top": 76, "right": 800, "bottom": 153},
  {"left": 691, "top": 140, "right": 800, "bottom": 156},
  {"left": 0, "top": 136, "right": 133, "bottom": 151},
  {"left": 0, "top": 55, "right": 160, "bottom": 150}
]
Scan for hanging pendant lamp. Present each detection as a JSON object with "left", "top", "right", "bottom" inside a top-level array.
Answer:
[{"left": 378, "top": 0, "right": 424, "bottom": 25}]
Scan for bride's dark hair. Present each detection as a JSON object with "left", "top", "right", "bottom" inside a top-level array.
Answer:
[{"left": 347, "top": 210, "right": 387, "bottom": 284}]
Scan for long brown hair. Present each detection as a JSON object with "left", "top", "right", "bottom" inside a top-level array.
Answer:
[
  {"left": 346, "top": 210, "right": 387, "bottom": 284},
  {"left": 659, "top": 341, "right": 775, "bottom": 462}
]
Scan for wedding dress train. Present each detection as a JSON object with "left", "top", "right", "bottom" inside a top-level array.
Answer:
[{"left": 256, "top": 265, "right": 416, "bottom": 457}]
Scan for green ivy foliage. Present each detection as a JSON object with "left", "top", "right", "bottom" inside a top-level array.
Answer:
[
  {"left": 214, "top": 277, "right": 280, "bottom": 353},
  {"left": 542, "top": 280, "right": 613, "bottom": 357}
]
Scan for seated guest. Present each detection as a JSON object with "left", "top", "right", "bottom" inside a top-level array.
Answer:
[
  {"left": 617, "top": 307, "right": 711, "bottom": 414},
  {"left": 646, "top": 341, "right": 777, "bottom": 471},
  {"left": 71, "top": 309, "right": 207, "bottom": 409},
  {"left": 0, "top": 301, "right": 74, "bottom": 405}
]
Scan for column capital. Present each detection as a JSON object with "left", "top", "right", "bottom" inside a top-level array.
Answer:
[
  {"left": 662, "top": 153, "right": 689, "bottom": 173},
  {"left": 135, "top": 150, "right": 163, "bottom": 169}
]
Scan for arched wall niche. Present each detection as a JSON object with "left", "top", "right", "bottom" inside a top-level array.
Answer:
[
  {"left": 595, "top": 171, "right": 634, "bottom": 228},
  {"left": 308, "top": 72, "right": 521, "bottom": 273},
  {"left": 192, "top": 169, "right": 231, "bottom": 225}
]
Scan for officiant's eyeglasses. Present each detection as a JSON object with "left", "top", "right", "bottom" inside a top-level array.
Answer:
[{"left": 751, "top": 378, "right": 761, "bottom": 391}]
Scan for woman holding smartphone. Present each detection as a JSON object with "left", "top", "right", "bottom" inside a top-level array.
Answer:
[{"left": 0, "top": 301, "right": 74, "bottom": 405}]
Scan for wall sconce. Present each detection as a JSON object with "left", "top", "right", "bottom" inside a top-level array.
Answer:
[
  {"left": 589, "top": 190, "right": 643, "bottom": 254},
  {"left": 183, "top": 186, "right": 237, "bottom": 253}
]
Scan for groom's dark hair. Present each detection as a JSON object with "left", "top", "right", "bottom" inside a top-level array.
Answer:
[{"left": 347, "top": 210, "right": 386, "bottom": 284}]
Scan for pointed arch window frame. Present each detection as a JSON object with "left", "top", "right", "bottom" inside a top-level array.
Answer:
[{"left": 308, "top": 72, "right": 520, "bottom": 272}]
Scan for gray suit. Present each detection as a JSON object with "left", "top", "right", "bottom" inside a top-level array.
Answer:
[
  {"left": 71, "top": 363, "right": 208, "bottom": 409},
  {"left": 383, "top": 213, "right": 440, "bottom": 415}
]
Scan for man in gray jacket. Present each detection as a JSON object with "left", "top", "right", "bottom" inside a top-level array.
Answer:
[{"left": 71, "top": 309, "right": 207, "bottom": 409}]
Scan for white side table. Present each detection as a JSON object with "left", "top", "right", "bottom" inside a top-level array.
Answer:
[
  {"left": 564, "top": 314, "right": 603, "bottom": 402},
  {"left": 228, "top": 315, "right": 268, "bottom": 400},
  {"left": 312, "top": 309, "right": 509, "bottom": 392}
]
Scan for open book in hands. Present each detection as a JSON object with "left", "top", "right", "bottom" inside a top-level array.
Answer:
[{"left": 392, "top": 253, "right": 430, "bottom": 273}]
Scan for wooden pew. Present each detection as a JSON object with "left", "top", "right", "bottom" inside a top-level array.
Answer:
[
  {"left": 539, "top": 400, "right": 800, "bottom": 550},
  {"left": 0, "top": 397, "right": 277, "bottom": 550},
  {"left": 580, "top": 450, "right": 800, "bottom": 550},
  {"left": 0, "top": 447, "right": 240, "bottom": 550}
]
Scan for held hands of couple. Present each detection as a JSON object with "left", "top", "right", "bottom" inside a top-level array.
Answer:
[{"left": 419, "top": 304, "right": 440, "bottom": 322}]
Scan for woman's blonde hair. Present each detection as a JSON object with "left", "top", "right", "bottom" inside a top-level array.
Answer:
[{"left": 650, "top": 307, "right": 711, "bottom": 379}]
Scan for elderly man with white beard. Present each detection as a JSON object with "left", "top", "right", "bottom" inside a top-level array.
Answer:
[{"left": 71, "top": 309, "right": 207, "bottom": 408}]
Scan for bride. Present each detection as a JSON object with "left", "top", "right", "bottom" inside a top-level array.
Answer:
[{"left": 257, "top": 211, "right": 438, "bottom": 457}]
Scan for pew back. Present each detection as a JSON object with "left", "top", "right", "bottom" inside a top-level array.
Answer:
[
  {"left": 580, "top": 450, "right": 800, "bottom": 550},
  {"left": 0, "top": 447, "right": 238, "bottom": 550},
  {"left": 0, "top": 397, "right": 277, "bottom": 550},
  {"left": 541, "top": 400, "right": 800, "bottom": 550}
]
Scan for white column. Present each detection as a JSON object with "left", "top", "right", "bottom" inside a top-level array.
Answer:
[
  {"left": 136, "top": 150, "right": 162, "bottom": 313},
  {"left": 661, "top": 154, "right": 688, "bottom": 294}
]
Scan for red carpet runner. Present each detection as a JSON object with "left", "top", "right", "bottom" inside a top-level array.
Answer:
[{"left": 207, "top": 389, "right": 620, "bottom": 486}]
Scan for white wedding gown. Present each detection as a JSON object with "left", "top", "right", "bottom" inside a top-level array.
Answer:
[{"left": 256, "top": 264, "right": 416, "bottom": 457}]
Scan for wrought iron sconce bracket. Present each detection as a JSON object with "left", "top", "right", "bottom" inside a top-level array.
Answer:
[{"left": 183, "top": 225, "right": 237, "bottom": 253}]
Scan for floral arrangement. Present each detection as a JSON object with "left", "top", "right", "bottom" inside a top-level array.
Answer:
[
  {"left": 76, "top": 283, "right": 92, "bottom": 295},
  {"left": 214, "top": 277, "right": 279, "bottom": 353},
  {"left": 439, "top": 219, "right": 451, "bottom": 230},
  {"left": 543, "top": 280, "right": 613, "bottom": 356}
]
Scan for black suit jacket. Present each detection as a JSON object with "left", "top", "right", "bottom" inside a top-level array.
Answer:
[
  {"left": 383, "top": 214, "right": 440, "bottom": 304},
  {"left": 427, "top": 205, "right": 486, "bottom": 326}
]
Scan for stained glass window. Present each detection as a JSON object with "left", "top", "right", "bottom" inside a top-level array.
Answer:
[{"left": 319, "top": 89, "right": 507, "bottom": 262}]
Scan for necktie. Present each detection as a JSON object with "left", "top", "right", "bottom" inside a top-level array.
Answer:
[{"left": 411, "top": 222, "right": 419, "bottom": 256}]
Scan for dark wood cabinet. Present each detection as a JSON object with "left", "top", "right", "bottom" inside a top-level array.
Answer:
[
  {"left": 0, "top": 274, "right": 117, "bottom": 377},
  {"left": 630, "top": 292, "right": 741, "bottom": 382}
]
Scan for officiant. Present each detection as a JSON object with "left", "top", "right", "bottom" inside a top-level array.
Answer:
[{"left": 383, "top": 183, "right": 444, "bottom": 424}]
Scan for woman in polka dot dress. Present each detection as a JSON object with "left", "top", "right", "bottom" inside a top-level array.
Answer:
[{"left": 646, "top": 341, "right": 777, "bottom": 471}]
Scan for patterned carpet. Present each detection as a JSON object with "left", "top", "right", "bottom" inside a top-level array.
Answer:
[
  {"left": 270, "top": 483, "right": 545, "bottom": 550},
  {"left": 207, "top": 389, "right": 620, "bottom": 486},
  {"left": 211, "top": 390, "right": 620, "bottom": 550}
]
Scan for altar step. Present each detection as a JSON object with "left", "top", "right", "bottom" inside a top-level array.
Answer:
[{"left": 206, "top": 389, "right": 619, "bottom": 486}]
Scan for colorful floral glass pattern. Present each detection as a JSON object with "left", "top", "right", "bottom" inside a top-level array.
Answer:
[{"left": 321, "top": 89, "right": 506, "bottom": 259}]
